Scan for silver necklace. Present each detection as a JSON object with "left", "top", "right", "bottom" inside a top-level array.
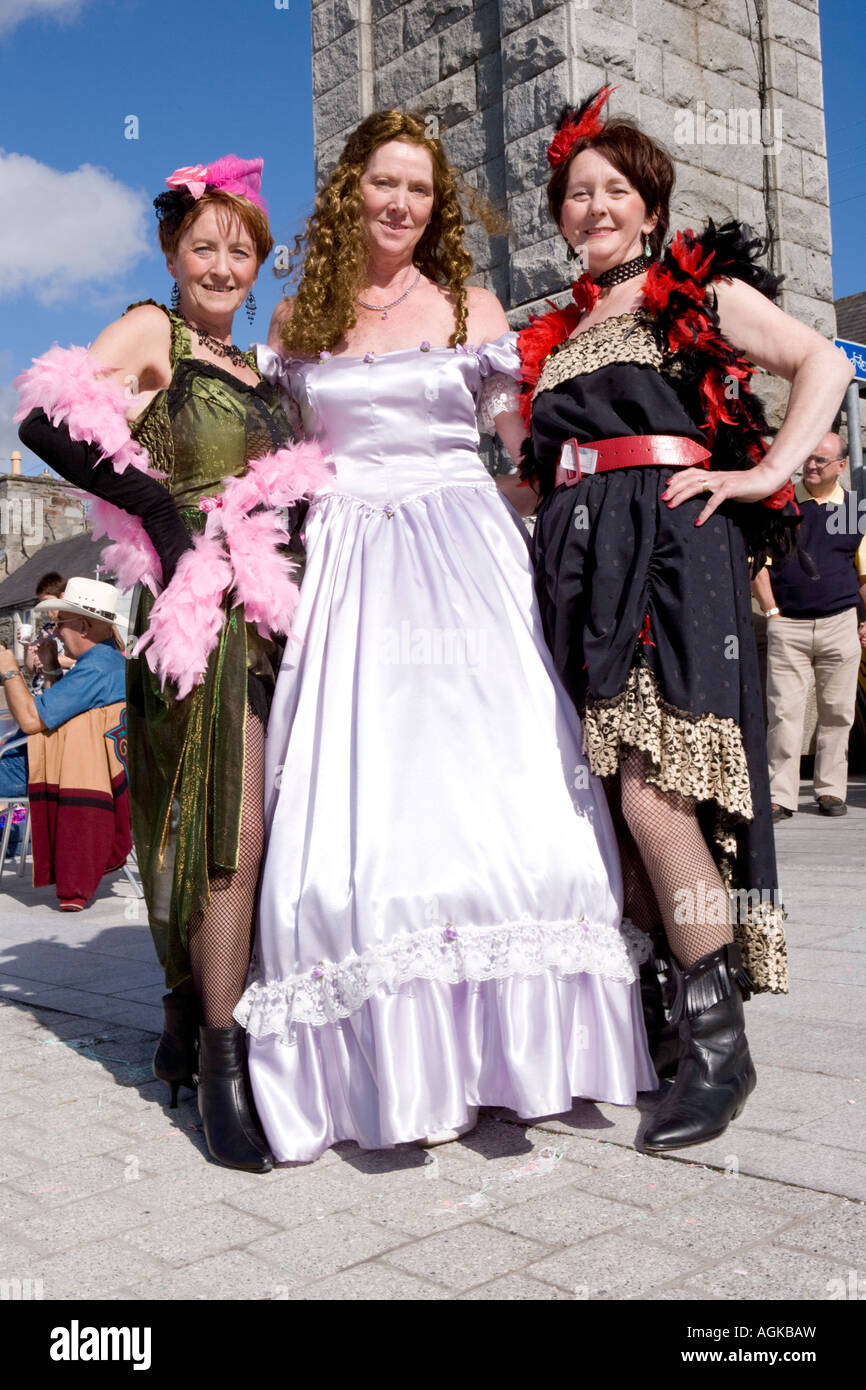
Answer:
[{"left": 356, "top": 269, "right": 422, "bottom": 319}]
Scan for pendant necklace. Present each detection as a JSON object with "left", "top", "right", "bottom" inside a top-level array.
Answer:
[
  {"left": 356, "top": 269, "right": 422, "bottom": 319},
  {"left": 181, "top": 316, "right": 251, "bottom": 370}
]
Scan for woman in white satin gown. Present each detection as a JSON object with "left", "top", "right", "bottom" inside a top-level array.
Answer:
[{"left": 234, "top": 111, "right": 655, "bottom": 1163}]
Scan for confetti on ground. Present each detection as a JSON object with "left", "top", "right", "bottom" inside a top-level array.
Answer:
[{"left": 430, "top": 1146, "right": 566, "bottom": 1214}]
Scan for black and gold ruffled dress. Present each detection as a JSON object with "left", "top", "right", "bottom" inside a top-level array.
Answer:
[
  {"left": 125, "top": 302, "right": 294, "bottom": 987},
  {"left": 522, "top": 224, "right": 792, "bottom": 993}
]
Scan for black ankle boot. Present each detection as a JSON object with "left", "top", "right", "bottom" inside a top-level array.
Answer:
[
  {"left": 153, "top": 991, "right": 200, "bottom": 1108},
  {"left": 639, "top": 928, "right": 681, "bottom": 1082},
  {"left": 197, "top": 1025, "right": 274, "bottom": 1173},
  {"left": 640, "top": 942, "right": 756, "bottom": 1153}
]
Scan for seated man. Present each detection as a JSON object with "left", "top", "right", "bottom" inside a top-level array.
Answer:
[{"left": 0, "top": 577, "right": 131, "bottom": 909}]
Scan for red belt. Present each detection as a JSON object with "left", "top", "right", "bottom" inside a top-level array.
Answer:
[{"left": 555, "top": 435, "right": 711, "bottom": 488}]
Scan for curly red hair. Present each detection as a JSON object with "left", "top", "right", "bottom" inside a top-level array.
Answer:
[{"left": 278, "top": 110, "right": 501, "bottom": 356}]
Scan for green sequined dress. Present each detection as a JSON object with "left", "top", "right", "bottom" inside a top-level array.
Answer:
[{"left": 125, "top": 302, "right": 294, "bottom": 987}]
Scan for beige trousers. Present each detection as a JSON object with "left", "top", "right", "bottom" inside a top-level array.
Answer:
[{"left": 766, "top": 608, "right": 861, "bottom": 810}]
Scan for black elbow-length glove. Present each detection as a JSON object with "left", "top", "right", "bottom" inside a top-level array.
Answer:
[{"left": 18, "top": 407, "right": 191, "bottom": 586}]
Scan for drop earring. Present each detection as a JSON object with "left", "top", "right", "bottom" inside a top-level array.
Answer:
[
  {"left": 566, "top": 242, "right": 577, "bottom": 261},
  {"left": 171, "top": 281, "right": 181, "bottom": 310},
  {"left": 245, "top": 291, "right": 256, "bottom": 325},
  {"left": 644, "top": 235, "right": 652, "bottom": 259}
]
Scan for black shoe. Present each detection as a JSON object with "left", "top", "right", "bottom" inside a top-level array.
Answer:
[
  {"left": 640, "top": 942, "right": 756, "bottom": 1154},
  {"left": 816, "top": 796, "right": 847, "bottom": 817},
  {"left": 771, "top": 803, "right": 793, "bottom": 823},
  {"left": 153, "top": 991, "right": 200, "bottom": 1108},
  {"left": 197, "top": 1025, "right": 274, "bottom": 1173},
  {"left": 639, "top": 928, "right": 681, "bottom": 1082}
]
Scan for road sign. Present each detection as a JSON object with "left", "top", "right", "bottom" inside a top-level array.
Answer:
[{"left": 836, "top": 338, "right": 866, "bottom": 382}]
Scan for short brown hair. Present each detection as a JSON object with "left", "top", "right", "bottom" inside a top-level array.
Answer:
[
  {"left": 547, "top": 114, "right": 675, "bottom": 259},
  {"left": 157, "top": 189, "right": 273, "bottom": 268},
  {"left": 35, "top": 571, "right": 65, "bottom": 599}
]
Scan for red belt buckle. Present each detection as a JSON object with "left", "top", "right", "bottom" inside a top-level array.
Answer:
[{"left": 555, "top": 439, "right": 597, "bottom": 488}]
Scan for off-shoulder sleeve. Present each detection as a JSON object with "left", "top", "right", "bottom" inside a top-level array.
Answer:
[
  {"left": 476, "top": 330, "right": 521, "bottom": 380},
  {"left": 255, "top": 343, "right": 303, "bottom": 437},
  {"left": 476, "top": 331, "right": 522, "bottom": 435},
  {"left": 255, "top": 342, "right": 296, "bottom": 394}
]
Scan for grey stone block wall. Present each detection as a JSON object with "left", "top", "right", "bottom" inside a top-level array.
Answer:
[
  {"left": 311, "top": 0, "right": 835, "bottom": 347},
  {"left": 0, "top": 477, "right": 87, "bottom": 580}
]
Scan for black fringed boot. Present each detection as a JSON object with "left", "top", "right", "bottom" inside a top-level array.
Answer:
[
  {"left": 639, "top": 928, "right": 681, "bottom": 1083},
  {"left": 152, "top": 991, "right": 200, "bottom": 1108},
  {"left": 197, "top": 1025, "right": 274, "bottom": 1173},
  {"left": 641, "top": 942, "right": 756, "bottom": 1153}
]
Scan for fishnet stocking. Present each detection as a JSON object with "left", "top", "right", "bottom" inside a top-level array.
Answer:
[
  {"left": 617, "top": 749, "right": 733, "bottom": 969},
  {"left": 603, "top": 768, "right": 663, "bottom": 934},
  {"left": 187, "top": 709, "right": 265, "bottom": 1028}
]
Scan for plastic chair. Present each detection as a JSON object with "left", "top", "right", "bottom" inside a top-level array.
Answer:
[
  {"left": 0, "top": 731, "right": 30, "bottom": 881},
  {"left": 119, "top": 844, "right": 144, "bottom": 898},
  {"left": 0, "top": 797, "right": 31, "bottom": 881}
]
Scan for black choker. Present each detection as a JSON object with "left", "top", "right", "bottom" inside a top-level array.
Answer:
[{"left": 595, "top": 253, "right": 654, "bottom": 288}]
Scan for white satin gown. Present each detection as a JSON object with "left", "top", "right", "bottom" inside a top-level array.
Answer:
[{"left": 235, "top": 332, "right": 655, "bottom": 1162}]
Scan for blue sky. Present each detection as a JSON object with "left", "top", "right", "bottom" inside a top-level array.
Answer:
[
  {"left": 2, "top": 0, "right": 864, "bottom": 475},
  {"left": 821, "top": 0, "right": 866, "bottom": 303},
  {"left": 2, "top": 0, "right": 315, "bottom": 474}
]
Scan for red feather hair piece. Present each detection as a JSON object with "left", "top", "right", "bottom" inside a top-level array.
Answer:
[{"left": 547, "top": 85, "right": 619, "bottom": 168}]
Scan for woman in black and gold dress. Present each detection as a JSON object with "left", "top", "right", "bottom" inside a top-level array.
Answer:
[
  {"left": 17, "top": 156, "right": 326, "bottom": 1172},
  {"left": 519, "top": 90, "right": 854, "bottom": 1152}
]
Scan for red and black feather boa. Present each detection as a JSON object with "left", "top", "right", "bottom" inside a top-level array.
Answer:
[{"left": 517, "top": 220, "right": 799, "bottom": 564}]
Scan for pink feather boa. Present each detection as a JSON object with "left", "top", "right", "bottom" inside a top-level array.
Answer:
[
  {"left": 137, "top": 441, "right": 332, "bottom": 698},
  {"left": 15, "top": 345, "right": 164, "bottom": 593},
  {"left": 16, "top": 345, "right": 332, "bottom": 695},
  {"left": 14, "top": 345, "right": 162, "bottom": 478},
  {"left": 135, "top": 534, "right": 234, "bottom": 700},
  {"left": 89, "top": 500, "right": 162, "bottom": 598}
]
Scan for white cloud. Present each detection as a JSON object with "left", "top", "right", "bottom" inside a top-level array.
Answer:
[
  {"left": 0, "top": 151, "right": 151, "bottom": 304},
  {"left": 0, "top": 0, "right": 90, "bottom": 38}
]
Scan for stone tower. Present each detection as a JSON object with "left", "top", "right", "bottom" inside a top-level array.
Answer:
[
  {"left": 310, "top": 0, "right": 834, "bottom": 338},
  {"left": 0, "top": 453, "right": 88, "bottom": 580}
]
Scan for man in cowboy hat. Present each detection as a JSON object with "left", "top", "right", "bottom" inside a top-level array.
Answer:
[{"left": 0, "top": 577, "right": 127, "bottom": 802}]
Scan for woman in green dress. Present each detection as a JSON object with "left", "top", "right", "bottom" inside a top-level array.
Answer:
[{"left": 17, "top": 156, "right": 327, "bottom": 1172}]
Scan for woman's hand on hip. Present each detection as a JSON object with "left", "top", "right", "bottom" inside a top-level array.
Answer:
[{"left": 662, "top": 465, "right": 780, "bottom": 525}]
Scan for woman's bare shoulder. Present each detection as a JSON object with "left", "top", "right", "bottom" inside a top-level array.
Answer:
[
  {"left": 465, "top": 285, "right": 511, "bottom": 343},
  {"left": 88, "top": 304, "right": 171, "bottom": 381},
  {"left": 268, "top": 296, "right": 294, "bottom": 349}
]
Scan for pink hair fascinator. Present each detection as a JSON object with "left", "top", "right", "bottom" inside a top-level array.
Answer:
[
  {"left": 164, "top": 155, "right": 266, "bottom": 211},
  {"left": 165, "top": 164, "right": 209, "bottom": 198}
]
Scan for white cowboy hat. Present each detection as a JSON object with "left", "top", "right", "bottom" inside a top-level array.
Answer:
[{"left": 33, "top": 577, "right": 128, "bottom": 629}]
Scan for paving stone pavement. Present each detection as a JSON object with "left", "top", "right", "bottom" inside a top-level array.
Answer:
[{"left": 0, "top": 779, "right": 863, "bottom": 1302}]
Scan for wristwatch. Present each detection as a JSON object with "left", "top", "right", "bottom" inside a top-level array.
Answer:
[
  {"left": 763, "top": 607, "right": 780, "bottom": 618},
  {"left": 0, "top": 668, "right": 22, "bottom": 683}
]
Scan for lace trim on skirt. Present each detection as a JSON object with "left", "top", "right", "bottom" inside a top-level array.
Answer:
[
  {"left": 685, "top": 828, "right": 788, "bottom": 993},
  {"left": 733, "top": 899, "right": 788, "bottom": 994},
  {"left": 583, "top": 663, "right": 754, "bottom": 821},
  {"left": 236, "top": 915, "right": 654, "bottom": 1034},
  {"left": 583, "top": 664, "right": 788, "bottom": 994}
]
